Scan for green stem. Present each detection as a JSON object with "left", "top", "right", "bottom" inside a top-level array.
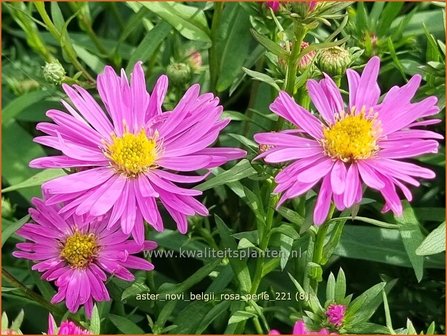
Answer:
[
  {"left": 208, "top": 2, "right": 224, "bottom": 93},
  {"left": 310, "top": 204, "right": 335, "bottom": 291},
  {"left": 250, "top": 185, "right": 277, "bottom": 295},
  {"left": 2, "top": 268, "right": 82, "bottom": 325},
  {"left": 275, "top": 23, "right": 307, "bottom": 130},
  {"left": 253, "top": 317, "right": 264, "bottom": 334},
  {"left": 34, "top": 2, "right": 95, "bottom": 83}
]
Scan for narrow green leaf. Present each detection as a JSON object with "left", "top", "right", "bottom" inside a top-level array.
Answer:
[
  {"left": 3, "top": 89, "right": 57, "bottom": 124},
  {"left": 195, "top": 301, "right": 232, "bottom": 334},
  {"left": 3, "top": 169, "right": 66, "bottom": 193},
  {"left": 416, "top": 222, "right": 445, "bottom": 256},
  {"left": 2, "top": 215, "right": 29, "bottom": 247},
  {"left": 121, "top": 281, "right": 150, "bottom": 301},
  {"left": 216, "top": 215, "right": 252, "bottom": 292},
  {"left": 334, "top": 268, "right": 346, "bottom": 303},
  {"left": 215, "top": 3, "right": 252, "bottom": 92},
  {"left": 138, "top": 2, "right": 210, "bottom": 42},
  {"left": 242, "top": 67, "right": 281, "bottom": 91},
  {"left": 250, "top": 28, "right": 287, "bottom": 57},
  {"left": 326, "top": 272, "right": 336, "bottom": 303},
  {"left": 109, "top": 314, "right": 144, "bottom": 334},
  {"left": 126, "top": 21, "right": 172, "bottom": 72},
  {"left": 10, "top": 310, "right": 24, "bottom": 331},
  {"left": 159, "top": 259, "right": 221, "bottom": 295},
  {"left": 196, "top": 159, "right": 257, "bottom": 192},
  {"left": 228, "top": 310, "right": 256, "bottom": 324},
  {"left": 89, "top": 305, "right": 101, "bottom": 334},
  {"left": 396, "top": 202, "right": 425, "bottom": 282}
]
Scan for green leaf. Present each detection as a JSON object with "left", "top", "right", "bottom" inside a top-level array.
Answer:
[
  {"left": 195, "top": 301, "right": 232, "bottom": 334},
  {"left": 334, "top": 225, "right": 444, "bottom": 269},
  {"left": 376, "top": 2, "right": 404, "bottom": 36},
  {"left": 416, "top": 222, "right": 445, "bottom": 256},
  {"left": 2, "top": 312, "right": 8, "bottom": 332},
  {"left": 89, "top": 305, "right": 101, "bottom": 334},
  {"left": 2, "top": 122, "right": 47, "bottom": 199},
  {"left": 10, "top": 310, "right": 24, "bottom": 331},
  {"left": 2, "top": 169, "right": 66, "bottom": 193},
  {"left": 215, "top": 3, "right": 252, "bottom": 92},
  {"left": 196, "top": 159, "right": 257, "bottom": 192},
  {"left": 396, "top": 202, "right": 425, "bottom": 282},
  {"left": 345, "top": 282, "right": 386, "bottom": 324},
  {"left": 228, "top": 310, "right": 256, "bottom": 324},
  {"left": 3, "top": 89, "right": 57, "bottom": 124},
  {"left": 334, "top": 268, "right": 347, "bottom": 303},
  {"left": 126, "top": 21, "right": 172, "bottom": 72},
  {"left": 2, "top": 215, "right": 29, "bottom": 247},
  {"left": 109, "top": 314, "right": 144, "bottom": 334},
  {"left": 277, "top": 207, "right": 305, "bottom": 227},
  {"left": 138, "top": 2, "right": 210, "bottom": 42},
  {"left": 271, "top": 224, "right": 300, "bottom": 240},
  {"left": 250, "top": 28, "right": 287, "bottom": 57},
  {"left": 159, "top": 259, "right": 221, "bottom": 295},
  {"left": 279, "top": 234, "right": 294, "bottom": 270},
  {"left": 242, "top": 67, "right": 281, "bottom": 91},
  {"left": 216, "top": 215, "right": 252, "bottom": 292},
  {"left": 121, "top": 281, "right": 150, "bottom": 301},
  {"left": 50, "top": 2, "right": 65, "bottom": 31},
  {"left": 326, "top": 272, "right": 336, "bottom": 303}
]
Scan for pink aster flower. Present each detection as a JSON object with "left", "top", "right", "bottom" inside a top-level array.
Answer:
[
  {"left": 13, "top": 197, "right": 157, "bottom": 317},
  {"left": 326, "top": 304, "right": 346, "bottom": 327},
  {"left": 47, "top": 314, "right": 91, "bottom": 335},
  {"left": 255, "top": 56, "right": 441, "bottom": 224},
  {"left": 269, "top": 320, "right": 331, "bottom": 335},
  {"left": 30, "top": 62, "right": 246, "bottom": 244}
]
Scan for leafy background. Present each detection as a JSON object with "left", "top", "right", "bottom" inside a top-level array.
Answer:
[{"left": 2, "top": 1, "right": 445, "bottom": 334}]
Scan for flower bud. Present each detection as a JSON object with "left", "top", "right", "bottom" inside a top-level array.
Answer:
[
  {"left": 290, "top": 1, "right": 317, "bottom": 17},
  {"left": 167, "top": 62, "right": 192, "bottom": 86},
  {"left": 325, "top": 303, "right": 346, "bottom": 327},
  {"left": 42, "top": 59, "right": 66, "bottom": 85},
  {"left": 298, "top": 41, "right": 316, "bottom": 71},
  {"left": 2, "top": 197, "right": 15, "bottom": 219},
  {"left": 186, "top": 50, "right": 202, "bottom": 72},
  {"left": 318, "top": 46, "right": 351, "bottom": 76},
  {"left": 265, "top": 1, "right": 280, "bottom": 11}
]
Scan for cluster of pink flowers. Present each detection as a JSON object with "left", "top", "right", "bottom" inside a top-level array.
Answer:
[
  {"left": 13, "top": 54, "right": 440, "bottom": 327},
  {"left": 14, "top": 62, "right": 246, "bottom": 316}
]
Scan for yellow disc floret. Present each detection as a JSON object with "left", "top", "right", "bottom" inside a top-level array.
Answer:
[
  {"left": 322, "top": 112, "right": 378, "bottom": 161},
  {"left": 60, "top": 231, "right": 98, "bottom": 268},
  {"left": 106, "top": 130, "right": 158, "bottom": 177}
]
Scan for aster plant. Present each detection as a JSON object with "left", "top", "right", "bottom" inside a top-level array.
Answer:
[{"left": 2, "top": 2, "right": 445, "bottom": 335}]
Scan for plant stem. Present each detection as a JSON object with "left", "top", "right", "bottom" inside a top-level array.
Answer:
[
  {"left": 310, "top": 204, "right": 335, "bottom": 291},
  {"left": 275, "top": 23, "right": 307, "bottom": 130},
  {"left": 250, "top": 184, "right": 278, "bottom": 295},
  {"left": 253, "top": 317, "right": 264, "bottom": 334},
  {"left": 34, "top": 2, "right": 95, "bottom": 83},
  {"left": 208, "top": 2, "right": 224, "bottom": 93},
  {"left": 2, "top": 268, "right": 82, "bottom": 325}
]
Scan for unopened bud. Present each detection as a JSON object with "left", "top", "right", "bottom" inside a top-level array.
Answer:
[
  {"left": 186, "top": 50, "right": 202, "bottom": 72},
  {"left": 42, "top": 60, "right": 66, "bottom": 85},
  {"left": 265, "top": 1, "right": 280, "bottom": 11},
  {"left": 318, "top": 46, "right": 351, "bottom": 76},
  {"left": 167, "top": 62, "right": 192, "bottom": 86}
]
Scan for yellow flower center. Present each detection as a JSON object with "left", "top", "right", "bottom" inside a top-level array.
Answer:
[
  {"left": 60, "top": 231, "right": 98, "bottom": 268},
  {"left": 106, "top": 130, "right": 158, "bottom": 177},
  {"left": 322, "top": 112, "right": 378, "bottom": 161}
]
